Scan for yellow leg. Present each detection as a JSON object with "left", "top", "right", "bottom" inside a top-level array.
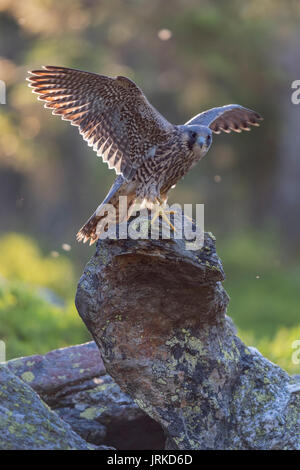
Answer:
[
  {"left": 151, "top": 201, "right": 176, "bottom": 231},
  {"left": 184, "top": 214, "right": 194, "bottom": 223}
]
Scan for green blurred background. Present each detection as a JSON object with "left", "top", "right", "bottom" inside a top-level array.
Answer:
[{"left": 0, "top": 0, "right": 299, "bottom": 373}]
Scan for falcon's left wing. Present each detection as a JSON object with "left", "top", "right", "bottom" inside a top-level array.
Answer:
[{"left": 185, "top": 104, "right": 263, "bottom": 134}]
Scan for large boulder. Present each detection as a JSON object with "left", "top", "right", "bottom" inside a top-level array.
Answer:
[{"left": 76, "top": 225, "right": 300, "bottom": 450}]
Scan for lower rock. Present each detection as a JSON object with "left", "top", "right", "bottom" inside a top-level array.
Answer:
[
  {"left": 6, "top": 342, "right": 165, "bottom": 449},
  {"left": 0, "top": 365, "right": 92, "bottom": 450}
]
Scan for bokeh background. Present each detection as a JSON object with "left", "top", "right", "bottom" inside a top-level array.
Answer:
[{"left": 0, "top": 0, "right": 299, "bottom": 372}]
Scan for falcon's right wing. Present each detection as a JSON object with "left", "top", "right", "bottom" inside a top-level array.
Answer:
[
  {"left": 28, "top": 66, "right": 173, "bottom": 180},
  {"left": 185, "top": 104, "right": 263, "bottom": 134}
]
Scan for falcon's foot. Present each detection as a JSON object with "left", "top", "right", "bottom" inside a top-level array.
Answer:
[{"left": 151, "top": 201, "right": 176, "bottom": 231}]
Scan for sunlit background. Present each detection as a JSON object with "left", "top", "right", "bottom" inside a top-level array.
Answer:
[{"left": 0, "top": 0, "right": 299, "bottom": 373}]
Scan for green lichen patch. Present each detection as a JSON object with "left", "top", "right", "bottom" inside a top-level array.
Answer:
[
  {"left": 0, "top": 365, "right": 90, "bottom": 450},
  {"left": 21, "top": 371, "right": 35, "bottom": 383}
]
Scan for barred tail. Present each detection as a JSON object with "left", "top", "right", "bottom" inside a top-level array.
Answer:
[
  {"left": 76, "top": 176, "right": 136, "bottom": 245},
  {"left": 76, "top": 211, "right": 104, "bottom": 245}
]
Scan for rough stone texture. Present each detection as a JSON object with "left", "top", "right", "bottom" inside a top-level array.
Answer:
[
  {"left": 7, "top": 342, "right": 105, "bottom": 403},
  {"left": 6, "top": 342, "right": 164, "bottom": 449},
  {"left": 0, "top": 364, "right": 93, "bottom": 450},
  {"left": 75, "top": 224, "right": 300, "bottom": 450}
]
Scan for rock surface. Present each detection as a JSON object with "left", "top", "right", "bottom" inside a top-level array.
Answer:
[
  {"left": 5, "top": 342, "right": 164, "bottom": 449},
  {"left": 7, "top": 342, "right": 105, "bottom": 402},
  {"left": 76, "top": 225, "right": 300, "bottom": 450},
  {"left": 0, "top": 364, "right": 92, "bottom": 450}
]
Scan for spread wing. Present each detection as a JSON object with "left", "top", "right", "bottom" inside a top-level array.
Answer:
[
  {"left": 185, "top": 104, "right": 263, "bottom": 134},
  {"left": 27, "top": 66, "right": 172, "bottom": 180}
]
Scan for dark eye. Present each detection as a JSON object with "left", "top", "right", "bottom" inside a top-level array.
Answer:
[
  {"left": 190, "top": 131, "right": 197, "bottom": 140},
  {"left": 206, "top": 135, "right": 211, "bottom": 145}
]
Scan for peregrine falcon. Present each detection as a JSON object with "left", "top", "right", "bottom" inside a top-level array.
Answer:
[{"left": 28, "top": 66, "right": 263, "bottom": 244}]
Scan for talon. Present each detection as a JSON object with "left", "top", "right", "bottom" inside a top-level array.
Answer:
[
  {"left": 184, "top": 214, "right": 194, "bottom": 223},
  {"left": 160, "top": 210, "right": 175, "bottom": 231},
  {"left": 151, "top": 201, "right": 176, "bottom": 231}
]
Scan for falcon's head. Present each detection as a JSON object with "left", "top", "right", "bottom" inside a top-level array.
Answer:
[{"left": 180, "top": 125, "right": 213, "bottom": 157}]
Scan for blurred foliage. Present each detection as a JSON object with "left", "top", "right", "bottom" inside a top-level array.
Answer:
[
  {"left": 220, "top": 232, "right": 300, "bottom": 374},
  {"left": 221, "top": 232, "right": 300, "bottom": 338},
  {"left": 0, "top": 233, "right": 88, "bottom": 359},
  {"left": 0, "top": 279, "right": 89, "bottom": 360},
  {"left": 0, "top": 233, "right": 75, "bottom": 299},
  {"left": 240, "top": 325, "right": 300, "bottom": 376}
]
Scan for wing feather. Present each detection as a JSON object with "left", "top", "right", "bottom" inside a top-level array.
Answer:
[
  {"left": 185, "top": 104, "right": 263, "bottom": 135},
  {"left": 28, "top": 66, "right": 172, "bottom": 180}
]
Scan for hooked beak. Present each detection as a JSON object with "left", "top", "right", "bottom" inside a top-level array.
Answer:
[{"left": 197, "top": 136, "right": 206, "bottom": 149}]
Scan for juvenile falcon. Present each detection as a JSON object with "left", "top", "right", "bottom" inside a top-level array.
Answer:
[{"left": 28, "top": 66, "right": 263, "bottom": 244}]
